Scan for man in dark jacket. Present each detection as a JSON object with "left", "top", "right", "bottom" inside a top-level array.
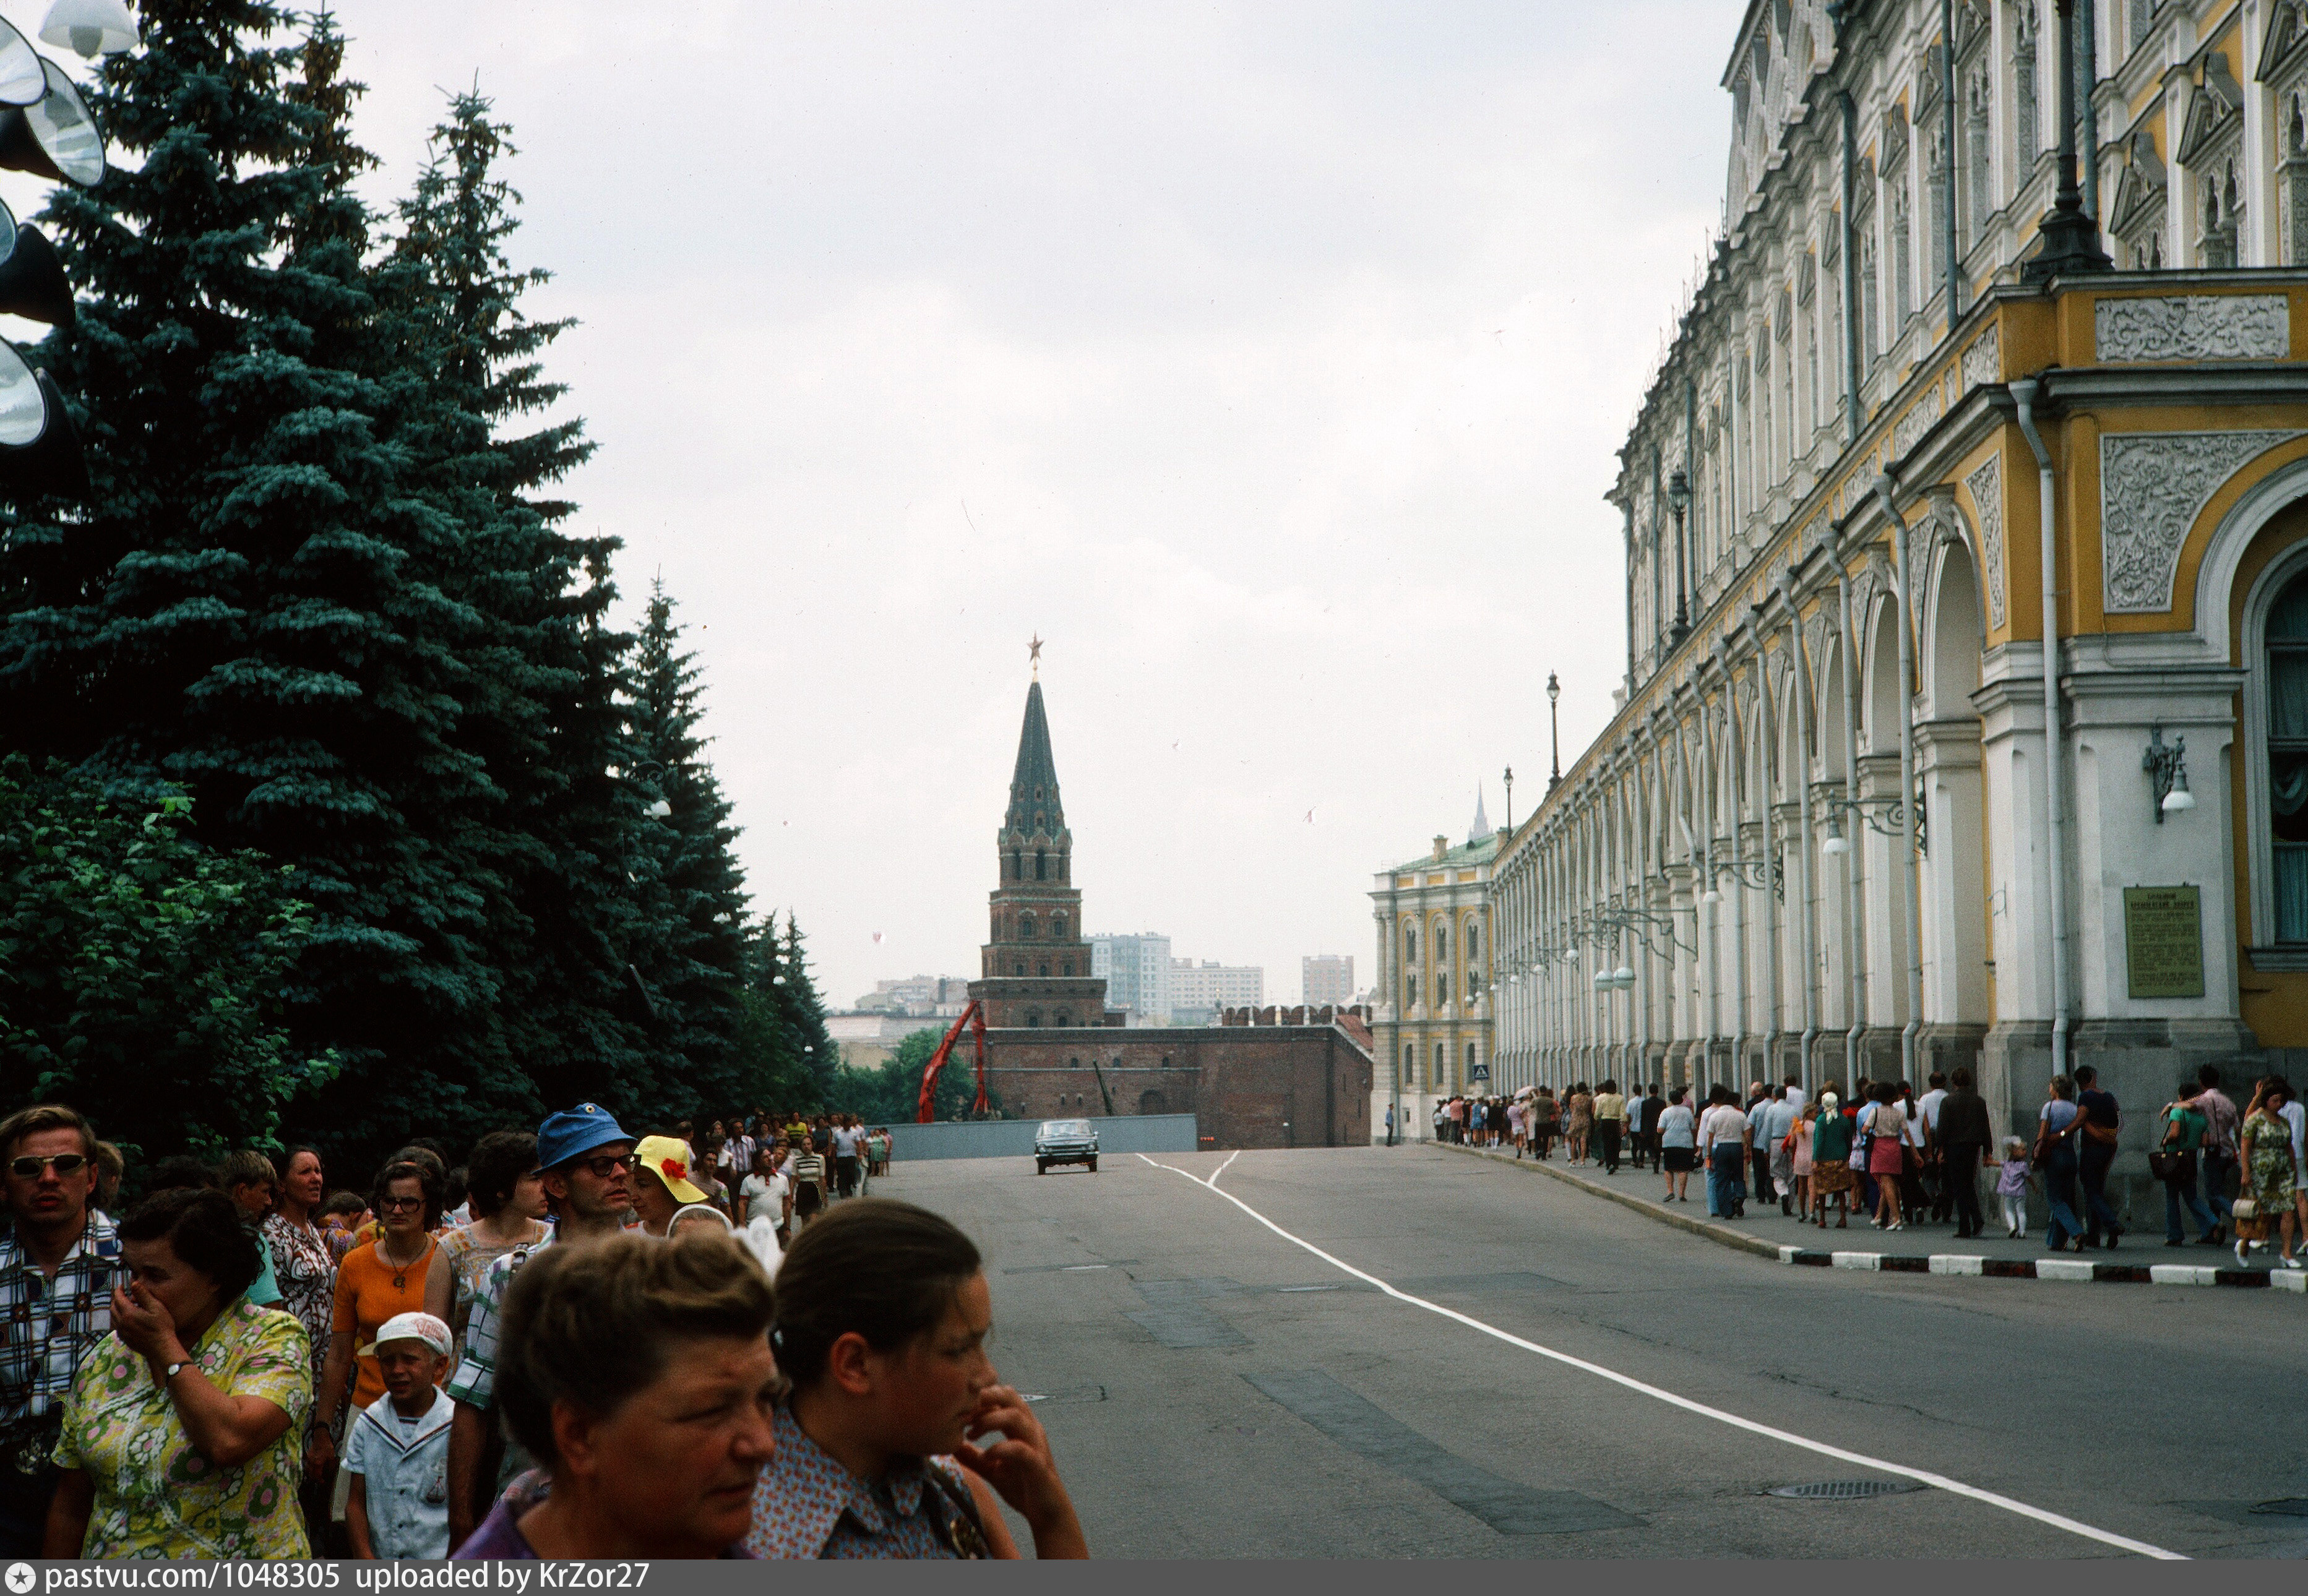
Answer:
[{"left": 1936, "top": 1066, "right": 1993, "bottom": 1238}]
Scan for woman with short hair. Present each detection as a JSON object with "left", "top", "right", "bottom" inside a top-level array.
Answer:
[
  {"left": 2237, "top": 1079, "right": 2302, "bottom": 1269},
  {"left": 43, "top": 1188, "right": 311, "bottom": 1558},
  {"left": 316, "top": 1162, "right": 442, "bottom": 1468},
  {"left": 748, "top": 1199, "right": 1086, "bottom": 1559},
  {"left": 452, "top": 1231, "right": 780, "bottom": 1558},
  {"left": 427, "top": 1133, "right": 549, "bottom": 1345}
]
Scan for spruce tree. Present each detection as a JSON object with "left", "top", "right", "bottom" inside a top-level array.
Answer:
[
  {"left": 775, "top": 914, "right": 837, "bottom": 1093},
  {"left": 624, "top": 578, "right": 750, "bottom": 1116},
  {"left": 0, "top": 0, "right": 515, "bottom": 1165},
  {"left": 381, "top": 85, "right": 656, "bottom": 1125}
]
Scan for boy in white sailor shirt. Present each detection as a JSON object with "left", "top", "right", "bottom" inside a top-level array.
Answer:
[{"left": 343, "top": 1311, "right": 456, "bottom": 1560}]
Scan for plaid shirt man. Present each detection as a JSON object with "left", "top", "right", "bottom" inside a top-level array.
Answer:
[{"left": 0, "top": 1212, "right": 121, "bottom": 1423}]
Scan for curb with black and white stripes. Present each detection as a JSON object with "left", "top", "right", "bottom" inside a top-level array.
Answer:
[{"left": 1778, "top": 1245, "right": 2308, "bottom": 1290}]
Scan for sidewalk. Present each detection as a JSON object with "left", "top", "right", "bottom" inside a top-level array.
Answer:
[{"left": 1436, "top": 1138, "right": 2307, "bottom": 1294}]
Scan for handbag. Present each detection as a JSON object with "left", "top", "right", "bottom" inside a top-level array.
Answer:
[{"left": 2146, "top": 1149, "right": 2194, "bottom": 1182}]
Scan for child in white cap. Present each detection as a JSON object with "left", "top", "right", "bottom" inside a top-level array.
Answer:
[{"left": 343, "top": 1311, "right": 457, "bottom": 1560}]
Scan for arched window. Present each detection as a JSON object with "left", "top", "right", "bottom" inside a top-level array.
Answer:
[
  {"left": 1402, "top": 924, "right": 1416, "bottom": 964},
  {"left": 1014, "top": 961, "right": 1025, "bottom": 977},
  {"left": 1466, "top": 1041, "right": 1478, "bottom": 1073},
  {"left": 1436, "top": 925, "right": 1450, "bottom": 962},
  {"left": 1035, "top": 849, "right": 1047, "bottom": 880},
  {"left": 1434, "top": 1041, "right": 1447, "bottom": 1083},
  {"left": 1055, "top": 1010, "right": 1071, "bottom": 1027},
  {"left": 1405, "top": 975, "right": 1418, "bottom": 1008},
  {"left": 1466, "top": 923, "right": 1479, "bottom": 960},
  {"left": 1019, "top": 913, "right": 1036, "bottom": 938},
  {"left": 1052, "top": 913, "right": 1067, "bottom": 938},
  {"left": 1010, "top": 850, "right": 1022, "bottom": 880},
  {"left": 1403, "top": 1042, "right": 1416, "bottom": 1085},
  {"left": 1062, "top": 959, "right": 1072, "bottom": 976},
  {"left": 1026, "top": 1009, "right": 1042, "bottom": 1028},
  {"left": 2270, "top": 568, "right": 2308, "bottom": 940},
  {"left": 1038, "top": 962, "right": 1049, "bottom": 977}
]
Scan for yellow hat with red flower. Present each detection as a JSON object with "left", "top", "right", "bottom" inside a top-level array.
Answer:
[{"left": 633, "top": 1136, "right": 708, "bottom": 1204}]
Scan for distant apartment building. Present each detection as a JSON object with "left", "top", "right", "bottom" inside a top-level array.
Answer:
[
  {"left": 1301, "top": 955, "right": 1354, "bottom": 1009},
  {"left": 1170, "top": 958, "right": 1264, "bottom": 1026},
  {"left": 1088, "top": 933, "right": 1173, "bottom": 1023},
  {"left": 851, "top": 975, "right": 970, "bottom": 1018}
]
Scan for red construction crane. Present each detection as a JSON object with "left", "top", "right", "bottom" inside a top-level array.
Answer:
[{"left": 916, "top": 1000, "right": 990, "bottom": 1122}]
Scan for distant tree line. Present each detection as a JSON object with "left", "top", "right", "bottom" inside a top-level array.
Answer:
[{"left": 0, "top": 2, "right": 832, "bottom": 1175}]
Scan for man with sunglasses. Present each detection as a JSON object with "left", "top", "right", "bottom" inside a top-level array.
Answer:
[
  {"left": 444, "top": 1104, "right": 635, "bottom": 1553},
  {"left": 0, "top": 1104, "right": 119, "bottom": 1555}
]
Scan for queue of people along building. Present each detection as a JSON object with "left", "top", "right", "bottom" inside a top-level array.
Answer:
[{"left": 1388, "top": 0, "right": 2308, "bottom": 1149}]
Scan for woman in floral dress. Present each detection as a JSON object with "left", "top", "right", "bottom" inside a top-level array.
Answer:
[
  {"left": 46, "top": 1188, "right": 310, "bottom": 1559},
  {"left": 261, "top": 1148, "right": 337, "bottom": 1547},
  {"left": 2238, "top": 1079, "right": 2301, "bottom": 1269}
]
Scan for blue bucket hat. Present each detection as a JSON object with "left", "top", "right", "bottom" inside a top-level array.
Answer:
[{"left": 537, "top": 1103, "right": 634, "bottom": 1171}]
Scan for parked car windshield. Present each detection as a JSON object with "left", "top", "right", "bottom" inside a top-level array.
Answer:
[{"left": 1039, "top": 1120, "right": 1093, "bottom": 1137}]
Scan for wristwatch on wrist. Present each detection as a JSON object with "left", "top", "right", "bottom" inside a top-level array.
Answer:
[{"left": 162, "top": 1361, "right": 189, "bottom": 1383}]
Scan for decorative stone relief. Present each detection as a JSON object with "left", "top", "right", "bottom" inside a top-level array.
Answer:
[
  {"left": 2093, "top": 294, "right": 2289, "bottom": 361},
  {"left": 1960, "top": 324, "right": 2000, "bottom": 390},
  {"left": 2099, "top": 431, "right": 2304, "bottom": 612},
  {"left": 1892, "top": 385, "right": 1943, "bottom": 457},
  {"left": 1963, "top": 454, "right": 2005, "bottom": 630}
]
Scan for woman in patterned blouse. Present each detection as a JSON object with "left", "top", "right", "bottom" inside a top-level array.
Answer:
[
  {"left": 746, "top": 1199, "right": 1087, "bottom": 1559},
  {"left": 45, "top": 1188, "right": 311, "bottom": 1559},
  {"left": 261, "top": 1148, "right": 337, "bottom": 1547}
]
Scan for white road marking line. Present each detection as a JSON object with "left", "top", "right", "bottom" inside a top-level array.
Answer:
[
  {"left": 1208, "top": 1149, "right": 1241, "bottom": 1186},
  {"left": 1135, "top": 1156, "right": 2183, "bottom": 1560}
]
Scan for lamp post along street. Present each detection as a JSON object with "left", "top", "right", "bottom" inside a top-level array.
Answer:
[
  {"left": 1669, "top": 469, "right": 1692, "bottom": 645},
  {"left": 2020, "top": 0, "right": 2113, "bottom": 282},
  {"left": 1546, "top": 673, "right": 1562, "bottom": 792}
]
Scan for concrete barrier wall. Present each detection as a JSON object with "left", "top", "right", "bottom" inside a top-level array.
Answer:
[{"left": 885, "top": 1113, "right": 1200, "bottom": 1162}]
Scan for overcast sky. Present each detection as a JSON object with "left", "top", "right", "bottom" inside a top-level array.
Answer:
[{"left": 287, "top": 1, "right": 1733, "bottom": 1012}]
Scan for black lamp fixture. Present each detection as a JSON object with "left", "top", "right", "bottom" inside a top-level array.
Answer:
[
  {"left": 2020, "top": 0, "right": 2114, "bottom": 283},
  {"left": 1668, "top": 467, "right": 1692, "bottom": 645},
  {"left": 1546, "top": 672, "right": 1562, "bottom": 792},
  {"left": 2144, "top": 726, "right": 2194, "bottom": 822}
]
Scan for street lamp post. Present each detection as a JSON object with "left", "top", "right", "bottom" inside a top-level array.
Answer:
[
  {"left": 1668, "top": 469, "right": 1692, "bottom": 646},
  {"left": 1546, "top": 674, "right": 1562, "bottom": 793},
  {"left": 1503, "top": 765, "right": 1514, "bottom": 837},
  {"left": 2020, "top": 0, "right": 2113, "bottom": 282}
]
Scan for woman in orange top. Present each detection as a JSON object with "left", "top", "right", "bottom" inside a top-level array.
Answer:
[{"left": 311, "top": 1160, "right": 442, "bottom": 1481}]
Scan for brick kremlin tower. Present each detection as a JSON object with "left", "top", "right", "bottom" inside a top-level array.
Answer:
[{"left": 970, "top": 645, "right": 1109, "bottom": 1029}]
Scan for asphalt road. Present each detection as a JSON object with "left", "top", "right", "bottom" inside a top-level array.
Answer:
[{"left": 875, "top": 1143, "right": 2308, "bottom": 1560}]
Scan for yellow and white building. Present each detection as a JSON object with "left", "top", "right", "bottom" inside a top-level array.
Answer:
[
  {"left": 1371, "top": 802, "right": 1496, "bottom": 1140},
  {"left": 1492, "top": 0, "right": 2308, "bottom": 1152}
]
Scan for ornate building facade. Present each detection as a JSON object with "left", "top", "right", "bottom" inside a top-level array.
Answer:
[
  {"left": 1491, "top": 0, "right": 2308, "bottom": 1158},
  {"left": 1369, "top": 802, "right": 1496, "bottom": 1139}
]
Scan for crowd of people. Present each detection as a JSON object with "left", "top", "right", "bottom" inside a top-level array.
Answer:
[
  {"left": 0, "top": 1100, "right": 1086, "bottom": 1561},
  {"left": 1426, "top": 1063, "right": 2307, "bottom": 1264}
]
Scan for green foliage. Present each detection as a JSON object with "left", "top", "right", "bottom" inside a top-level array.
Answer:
[
  {"left": 0, "top": 758, "right": 338, "bottom": 1161},
  {"left": 824, "top": 1026, "right": 1000, "bottom": 1124},
  {"left": 0, "top": 11, "right": 761, "bottom": 1172},
  {"left": 621, "top": 580, "right": 752, "bottom": 1116}
]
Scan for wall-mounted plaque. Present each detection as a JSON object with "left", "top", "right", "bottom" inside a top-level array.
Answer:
[{"left": 2124, "top": 885, "right": 2205, "bottom": 999}]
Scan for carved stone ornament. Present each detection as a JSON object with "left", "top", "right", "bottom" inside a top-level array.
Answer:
[
  {"left": 1892, "top": 384, "right": 1944, "bottom": 457},
  {"left": 2099, "top": 431, "right": 2304, "bottom": 612},
  {"left": 1965, "top": 453, "right": 2005, "bottom": 630},
  {"left": 1961, "top": 324, "right": 2000, "bottom": 390},
  {"left": 2093, "top": 294, "right": 2289, "bottom": 362}
]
